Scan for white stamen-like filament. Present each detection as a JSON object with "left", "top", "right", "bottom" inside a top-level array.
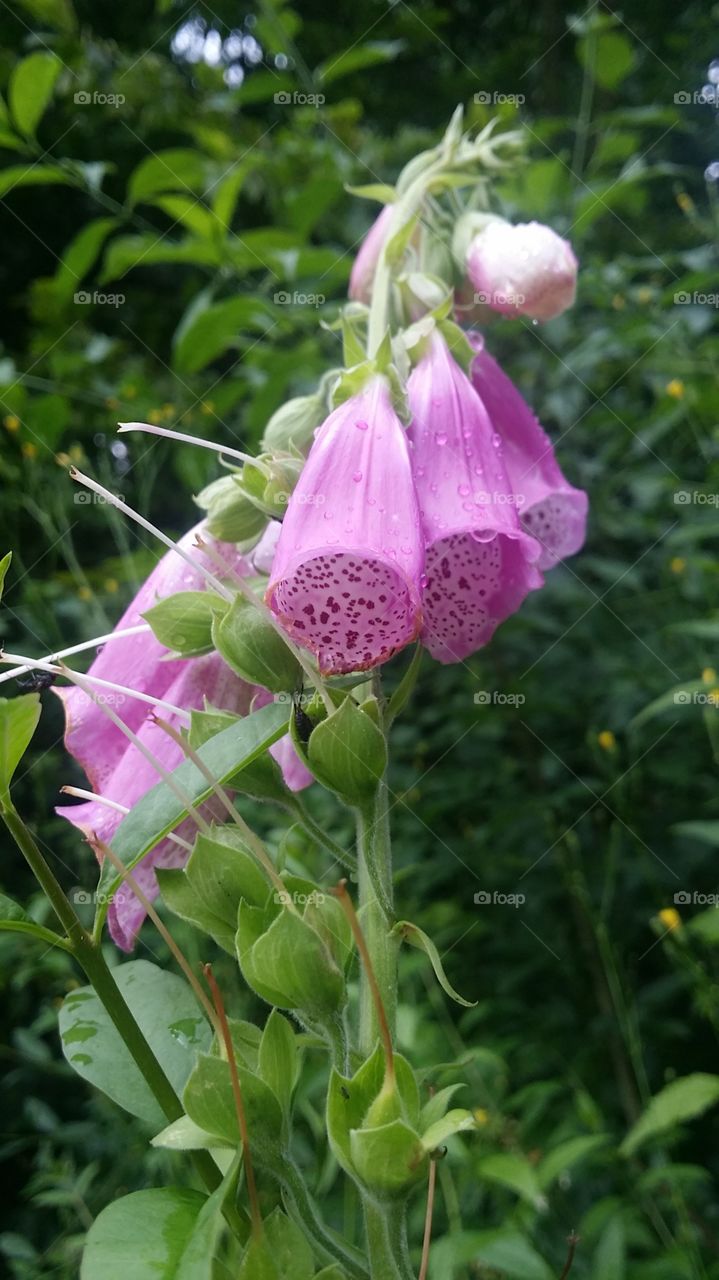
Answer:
[
  {"left": 117, "top": 421, "right": 264, "bottom": 471},
  {"left": 59, "top": 786, "right": 192, "bottom": 851},
  {"left": 0, "top": 653, "right": 191, "bottom": 722},
  {"left": 68, "top": 468, "right": 233, "bottom": 602},
  {"left": 0, "top": 624, "right": 152, "bottom": 686}
]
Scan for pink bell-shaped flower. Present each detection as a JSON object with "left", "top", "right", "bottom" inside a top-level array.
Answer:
[
  {"left": 348, "top": 204, "right": 394, "bottom": 304},
  {"left": 56, "top": 522, "right": 311, "bottom": 949},
  {"left": 407, "top": 332, "right": 543, "bottom": 663},
  {"left": 469, "top": 337, "right": 588, "bottom": 570},
  {"left": 266, "top": 376, "right": 423, "bottom": 675},
  {"left": 466, "top": 219, "right": 577, "bottom": 322}
]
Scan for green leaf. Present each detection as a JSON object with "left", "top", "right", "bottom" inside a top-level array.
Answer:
[
  {"left": 59, "top": 959, "right": 212, "bottom": 1127},
  {"left": 128, "top": 149, "right": 208, "bottom": 206},
  {"left": 592, "top": 1215, "right": 625, "bottom": 1280},
  {"left": 687, "top": 909, "right": 719, "bottom": 944},
  {"left": 477, "top": 1152, "right": 545, "bottom": 1208},
  {"left": 98, "top": 700, "right": 288, "bottom": 916},
  {"left": 9, "top": 52, "right": 62, "bottom": 137},
  {"left": 258, "top": 1009, "right": 299, "bottom": 1116},
  {"left": 80, "top": 1187, "right": 207, "bottom": 1280},
  {"left": 0, "top": 892, "right": 69, "bottom": 950},
  {"left": 143, "top": 590, "right": 227, "bottom": 657},
  {"left": 345, "top": 183, "right": 396, "bottom": 204},
  {"left": 579, "top": 30, "right": 636, "bottom": 91},
  {"left": 673, "top": 820, "right": 719, "bottom": 847},
  {"left": 620, "top": 1074, "right": 719, "bottom": 1156},
  {"left": 173, "top": 296, "right": 274, "bottom": 374},
  {"left": 0, "top": 694, "right": 41, "bottom": 807},
  {"left": 0, "top": 551, "right": 11, "bottom": 600},
  {"left": 430, "top": 1229, "right": 553, "bottom": 1280},
  {"left": 538, "top": 1133, "right": 609, "bottom": 1189},
  {"left": 316, "top": 40, "right": 404, "bottom": 85},
  {"left": 100, "top": 234, "right": 221, "bottom": 283},
  {"left": 51, "top": 218, "right": 116, "bottom": 301},
  {"left": 176, "top": 1161, "right": 240, "bottom": 1280},
  {"left": 392, "top": 920, "right": 476, "bottom": 1007},
  {"left": 16, "top": 0, "right": 76, "bottom": 33},
  {"left": 630, "top": 681, "right": 705, "bottom": 729},
  {"left": 0, "top": 165, "right": 72, "bottom": 198}
]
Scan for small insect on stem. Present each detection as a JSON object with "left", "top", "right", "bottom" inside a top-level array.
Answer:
[
  {"left": 16, "top": 670, "right": 56, "bottom": 692},
  {"left": 292, "top": 679, "right": 316, "bottom": 747}
]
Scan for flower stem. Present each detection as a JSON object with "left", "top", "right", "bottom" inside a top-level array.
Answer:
[
  {"left": 1, "top": 803, "right": 223, "bottom": 1198},
  {"left": 281, "top": 1160, "right": 369, "bottom": 1279}
]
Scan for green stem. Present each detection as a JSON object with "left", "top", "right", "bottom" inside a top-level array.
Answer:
[
  {"left": 364, "top": 1201, "right": 404, "bottom": 1280},
  {"left": 1, "top": 804, "right": 222, "bottom": 1197},
  {"left": 357, "top": 787, "right": 398, "bottom": 1048},
  {"left": 290, "top": 799, "right": 358, "bottom": 873},
  {"left": 281, "top": 1161, "right": 369, "bottom": 1280}
]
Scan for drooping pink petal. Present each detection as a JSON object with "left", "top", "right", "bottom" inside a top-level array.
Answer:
[
  {"left": 466, "top": 219, "right": 577, "bottom": 322},
  {"left": 407, "top": 333, "right": 542, "bottom": 663},
  {"left": 267, "top": 376, "right": 423, "bottom": 675},
  {"left": 348, "top": 204, "right": 395, "bottom": 305},
  {"left": 54, "top": 524, "right": 245, "bottom": 793},
  {"left": 58, "top": 652, "right": 251, "bottom": 950},
  {"left": 469, "top": 337, "right": 588, "bottom": 570}
]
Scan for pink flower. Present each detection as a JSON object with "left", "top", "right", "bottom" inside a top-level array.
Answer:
[
  {"left": 466, "top": 219, "right": 577, "bottom": 322},
  {"left": 469, "top": 337, "right": 588, "bottom": 570},
  {"left": 266, "top": 377, "right": 423, "bottom": 675},
  {"left": 56, "top": 522, "right": 311, "bottom": 950},
  {"left": 58, "top": 652, "right": 250, "bottom": 950},
  {"left": 348, "top": 204, "right": 395, "bottom": 304},
  {"left": 407, "top": 333, "right": 542, "bottom": 663}
]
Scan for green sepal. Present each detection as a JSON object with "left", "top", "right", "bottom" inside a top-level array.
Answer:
[
  {"left": 213, "top": 596, "right": 300, "bottom": 694},
  {"left": 238, "top": 1209, "right": 315, "bottom": 1280},
  {"left": 236, "top": 887, "right": 346, "bottom": 1017},
  {"left": 345, "top": 182, "right": 396, "bottom": 203},
  {"left": 183, "top": 1051, "right": 283, "bottom": 1160},
  {"left": 306, "top": 696, "right": 387, "bottom": 804},
  {"left": 349, "top": 1118, "right": 426, "bottom": 1196},
  {"left": 194, "top": 474, "right": 267, "bottom": 547},
  {"left": 326, "top": 1045, "right": 420, "bottom": 1191},
  {"left": 420, "top": 1108, "right": 476, "bottom": 1153},
  {"left": 158, "top": 827, "right": 271, "bottom": 954},
  {"left": 391, "top": 919, "right": 476, "bottom": 1007},
  {"left": 143, "top": 590, "right": 228, "bottom": 658},
  {"left": 258, "top": 1009, "right": 300, "bottom": 1120},
  {"left": 261, "top": 392, "right": 327, "bottom": 455}
]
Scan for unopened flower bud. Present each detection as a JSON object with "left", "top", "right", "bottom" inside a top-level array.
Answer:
[
  {"left": 194, "top": 474, "right": 267, "bottom": 547},
  {"left": 304, "top": 696, "right": 387, "bottom": 804},
  {"left": 466, "top": 218, "right": 577, "bottom": 322},
  {"left": 212, "top": 596, "right": 300, "bottom": 694},
  {"left": 261, "top": 393, "right": 326, "bottom": 454}
]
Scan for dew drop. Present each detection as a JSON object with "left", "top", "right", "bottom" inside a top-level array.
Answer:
[
  {"left": 352, "top": 470, "right": 363, "bottom": 483},
  {"left": 355, "top": 419, "right": 369, "bottom": 431},
  {"left": 458, "top": 483, "right": 470, "bottom": 497},
  {"left": 435, "top": 431, "right": 448, "bottom": 446}
]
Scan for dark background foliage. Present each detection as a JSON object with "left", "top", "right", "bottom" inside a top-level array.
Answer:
[{"left": 0, "top": 0, "right": 718, "bottom": 1275}]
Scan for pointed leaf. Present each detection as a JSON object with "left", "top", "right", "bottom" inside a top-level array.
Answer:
[
  {"left": 620, "top": 1073, "right": 719, "bottom": 1156},
  {"left": 0, "top": 693, "right": 41, "bottom": 807},
  {"left": 80, "top": 1187, "right": 207, "bottom": 1280},
  {"left": 392, "top": 920, "right": 476, "bottom": 1006},
  {"left": 9, "top": 52, "right": 61, "bottom": 137}
]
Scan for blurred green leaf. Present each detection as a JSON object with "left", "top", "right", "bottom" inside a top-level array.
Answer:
[
  {"left": 621, "top": 1074, "right": 719, "bottom": 1156},
  {"left": 9, "top": 52, "right": 62, "bottom": 137}
]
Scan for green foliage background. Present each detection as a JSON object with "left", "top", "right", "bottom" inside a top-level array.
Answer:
[{"left": 1, "top": 0, "right": 718, "bottom": 1276}]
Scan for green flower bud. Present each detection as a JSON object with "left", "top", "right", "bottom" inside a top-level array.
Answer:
[
  {"left": 236, "top": 875, "right": 351, "bottom": 1018},
  {"left": 143, "top": 590, "right": 227, "bottom": 657},
  {"left": 194, "top": 474, "right": 267, "bottom": 547},
  {"left": 212, "top": 596, "right": 300, "bottom": 694},
  {"left": 305, "top": 696, "right": 387, "bottom": 804},
  {"left": 241, "top": 453, "right": 304, "bottom": 519},
  {"left": 261, "top": 393, "right": 326, "bottom": 454}
]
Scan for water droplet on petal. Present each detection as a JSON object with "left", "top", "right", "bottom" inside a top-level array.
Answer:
[
  {"left": 355, "top": 419, "right": 369, "bottom": 431},
  {"left": 435, "top": 431, "right": 448, "bottom": 446},
  {"left": 353, "top": 470, "right": 363, "bottom": 482},
  {"left": 458, "top": 484, "right": 470, "bottom": 497}
]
